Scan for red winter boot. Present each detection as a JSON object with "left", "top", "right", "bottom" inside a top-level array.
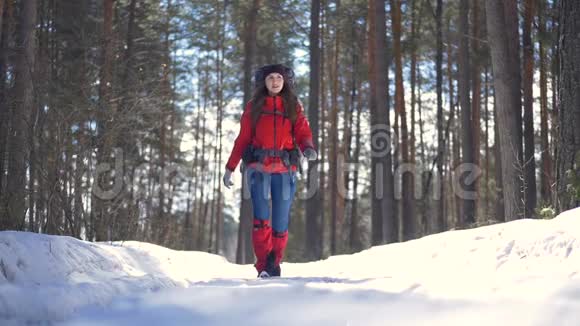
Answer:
[
  {"left": 272, "top": 230, "right": 288, "bottom": 268},
  {"left": 252, "top": 219, "right": 272, "bottom": 274}
]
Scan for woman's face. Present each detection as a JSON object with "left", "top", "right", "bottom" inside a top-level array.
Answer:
[{"left": 265, "top": 73, "right": 284, "bottom": 96}]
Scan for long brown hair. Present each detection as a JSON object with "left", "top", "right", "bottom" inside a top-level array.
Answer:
[{"left": 249, "top": 79, "right": 299, "bottom": 128}]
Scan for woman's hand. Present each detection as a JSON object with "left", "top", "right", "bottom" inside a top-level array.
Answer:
[
  {"left": 223, "top": 169, "right": 234, "bottom": 189},
  {"left": 303, "top": 148, "right": 318, "bottom": 161}
]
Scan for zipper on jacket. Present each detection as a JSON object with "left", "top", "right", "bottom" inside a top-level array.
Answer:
[{"left": 273, "top": 96, "right": 277, "bottom": 149}]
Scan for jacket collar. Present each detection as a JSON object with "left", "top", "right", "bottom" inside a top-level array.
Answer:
[{"left": 264, "top": 95, "right": 283, "bottom": 111}]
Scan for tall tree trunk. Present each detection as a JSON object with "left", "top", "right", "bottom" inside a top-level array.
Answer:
[
  {"left": 435, "top": 0, "right": 444, "bottom": 233},
  {"left": 493, "top": 89, "right": 505, "bottom": 221},
  {"left": 471, "top": 0, "right": 481, "bottom": 221},
  {"left": 522, "top": 0, "right": 537, "bottom": 217},
  {"left": 157, "top": 0, "right": 175, "bottom": 245},
  {"left": 0, "top": 0, "right": 4, "bottom": 45},
  {"left": 36, "top": 0, "right": 50, "bottom": 234},
  {"left": 418, "top": 65, "right": 426, "bottom": 167},
  {"left": 319, "top": 3, "right": 328, "bottom": 256},
  {"left": 484, "top": 66, "right": 490, "bottom": 219},
  {"left": 550, "top": 0, "right": 559, "bottom": 177},
  {"left": 447, "top": 17, "right": 461, "bottom": 226},
  {"left": 75, "top": 0, "right": 89, "bottom": 237},
  {"left": 45, "top": 0, "right": 59, "bottom": 235},
  {"left": 410, "top": 0, "right": 418, "bottom": 233},
  {"left": 197, "top": 92, "right": 208, "bottom": 250},
  {"left": 538, "top": 0, "right": 553, "bottom": 205},
  {"left": 370, "top": 0, "right": 396, "bottom": 244},
  {"left": 482, "top": 0, "right": 490, "bottom": 221},
  {"left": 5, "top": 0, "right": 37, "bottom": 230},
  {"left": 350, "top": 59, "right": 364, "bottom": 252},
  {"left": 486, "top": 0, "right": 524, "bottom": 221},
  {"left": 344, "top": 21, "right": 357, "bottom": 252},
  {"left": 236, "top": 0, "right": 261, "bottom": 264},
  {"left": 340, "top": 13, "right": 353, "bottom": 254},
  {"left": 556, "top": 0, "right": 580, "bottom": 211},
  {"left": 391, "top": 0, "right": 415, "bottom": 240},
  {"left": 121, "top": 0, "right": 138, "bottom": 237},
  {"left": 306, "top": 0, "right": 322, "bottom": 260},
  {"left": 504, "top": 0, "right": 523, "bottom": 138},
  {"left": 0, "top": 0, "right": 9, "bottom": 214},
  {"left": 368, "top": 0, "right": 379, "bottom": 243},
  {"left": 122, "top": 0, "right": 136, "bottom": 88},
  {"left": 329, "top": 0, "right": 341, "bottom": 254},
  {"left": 418, "top": 63, "right": 429, "bottom": 229},
  {"left": 458, "top": 0, "right": 475, "bottom": 226},
  {"left": 215, "top": 0, "right": 227, "bottom": 255},
  {"left": 184, "top": 177, "right": 193, "bottom": 250},
  {"left": 186, "top": 85, "right": 203, "bottom": 250},
  {"left": 93, "top": 0, "right": 115, "bottom": 241}
]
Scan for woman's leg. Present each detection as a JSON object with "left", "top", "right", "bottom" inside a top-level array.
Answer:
[
  {"left": 270, "top": 172, "right": 297, "bottom": 269},
  {"left": 249, "top": 169, "right": 272, "bottom": 273}
]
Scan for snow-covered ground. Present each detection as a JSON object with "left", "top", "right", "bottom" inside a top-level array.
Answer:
[{"left": 1, "top": 208, "right": 580, "bottom": 325}]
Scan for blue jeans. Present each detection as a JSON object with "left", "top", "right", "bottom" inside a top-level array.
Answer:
[{"left": 248, "top": 169, "right": 297, "bottom": 232}]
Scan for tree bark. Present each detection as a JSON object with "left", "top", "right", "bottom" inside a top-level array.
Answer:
[
  {"left": 391, "top": 0, "right": 415, "bottom": 240},
  {"left": 344, "top": 19, "right": 358, "bottom": 252},
  {"left": 329, "top": 0, "right": 341, "bottom": 254},
  {"left": 350, "top": 60, "right": 364, "bottom": 252},
  {"left": 484, "top": 66, "right": 490, "bottom": 219},
  {"left": 522, "top": 0, "right": 537, "bottom": 217},
  {"left": 197, "top": 85, "right": 208, "bottom": 250},
  {"left": 0, "top": 0, "right": 4, "bottom": 41},
  {"left": 5, "top": 0, "right": 37, "bottom": 230},
  {"left": 447, "top": 17, "right": 461, "bottom": 226},
  {"left": 305, "top": 0, "right": 322, "bottom": 261},
  {"left": 418, "top": 65, "right": 426, "bottom": 167},
  {"left": 319, "top": 3, "right": 328, "bottom": 256},
  {"left": 410, "top": 0, "right": 418, "bottom": 233},
  {"left": 556, "top": 0, "right": 580, "bottom": 211},
  {"left": 215, "top": 0, "right": 227, "bottom": 255},
  {"left": 538, "top": 0, "right": 553, "bottom": 205},
  {"left": 236, "top": 0, "right": 261, "bottom": 264},
  {"left": 459, "top": 0, "right": 475, "bottom": 226},
  {"left": 368, "top": 0, "right": 379, "bottom": 243},
  {"left": 471, "top": 0, "right": 482, "bottom": 221},
  {"left": 493, "top": 89, "right": 505, "bottom": 221},
  {"left": 157, "top": 0, "right": 175, "bottom": 245},
  {"left": 92, "top": 0, "right": 116, "bottom": 241},
  {"left": 486, "top": 0, "right": 524, "bottom": 220},
  {"left": 435, "top": 0, "right": 444, "bottom": 233},
  {"left": 186, "top": 80, "right": 203, "bottom": 250},
  {"left": 0, "top": 0, "right": 9, "bottom": 214},
  {"left": 370, "top": 0, "right": 396, "bottom": 244}
]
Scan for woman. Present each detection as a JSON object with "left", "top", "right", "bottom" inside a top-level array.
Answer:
[{"left": 223, "top": 64, "right": 317, "bottom": 278}]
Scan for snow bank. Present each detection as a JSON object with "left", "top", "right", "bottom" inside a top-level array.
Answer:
[
  {"left": 296, "top": 207, "right": 580, "bottom": 299},
  {"left": 1, "top": 208, "right": 580, "bottom": 325},
  {"left": 0, "top": 233, "right": 245, "bottom": 323}
]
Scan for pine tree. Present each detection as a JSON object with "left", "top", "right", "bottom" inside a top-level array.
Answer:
[
  {"left": 486, "top": 0, "right": 524, "bottom": 221},
  {"left": 5, "top": 0, "right": 38, "bottom": 230},
  {"left": 556, "top": 0, "right": 580, "bottom": 211}
]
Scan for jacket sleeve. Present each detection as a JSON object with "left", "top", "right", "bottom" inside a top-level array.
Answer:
[
  {"left": 225, "top": 102, "right": 253, "bottom": 172},
  {"left": 294, "top": 104, "right": 315, "bottom": 152}
]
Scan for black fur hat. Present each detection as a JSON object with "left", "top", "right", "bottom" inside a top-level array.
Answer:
[{"left": 254, "top": 64, "right": 295, "bottom": 88}]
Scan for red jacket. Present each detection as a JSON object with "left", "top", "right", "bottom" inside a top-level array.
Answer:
[{"left": 226, "top": 96, "right": 314, "bottom": 173}]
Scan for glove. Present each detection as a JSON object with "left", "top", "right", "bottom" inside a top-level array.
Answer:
[
  {"left": 223, "top": 169, "right": 234, "bottom": 189},
  {"left": 303, "top": 148, "right": 318, "bottom": 161}
]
